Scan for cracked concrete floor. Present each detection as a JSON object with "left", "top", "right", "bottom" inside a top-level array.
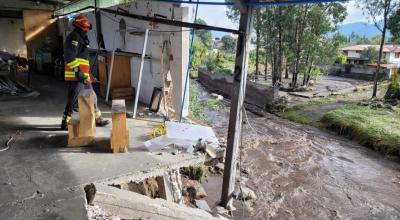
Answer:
[{"left": 0, "top": 74, "right": 204, "bottom": 220}]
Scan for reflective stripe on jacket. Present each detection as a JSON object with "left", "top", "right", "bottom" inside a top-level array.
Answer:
[
  {"left": 64, "top": 58, "right": 91, "bottom": 81},
  {"left": 64, "top": 28, "right": 93, "bottom": 83}
]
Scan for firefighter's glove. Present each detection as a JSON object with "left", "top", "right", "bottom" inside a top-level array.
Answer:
[{"left": 74, "top": 67, "right": 86, "bottom": 82}]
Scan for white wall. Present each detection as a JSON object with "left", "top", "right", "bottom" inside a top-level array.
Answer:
[
  {"left": 59, "top": 0, "right": 189, "bottom": 116},
  {"left": 0, "top": 18, "right": 27, "bottom": 58},
  {"left": 386, "top": 52, "right": 396, "bottom": 63},
  {"left": 347, "top": 51, "right": 360, "bottom": 58}
]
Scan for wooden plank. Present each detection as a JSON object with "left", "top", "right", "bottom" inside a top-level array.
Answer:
[
  {"left": 111, "top": 87, "right": 134, "bottom": 99},
  {"left": 106, "top": 54, "right": 132, "bottom": 90},
  {"left": 68, "top": 136, "right": 94, "bottom": 147},
  {"left": 111, "top": 99, "right": 129, "bottom": 153},
  {"left": 78, "top": 90, "right": 96, "bottom": 137},
  {"left": 112, "top": 99, "right": 127, "bottom": 113},
  {"left": 67, "top": 113, "right": 94, "bottom": 147}
]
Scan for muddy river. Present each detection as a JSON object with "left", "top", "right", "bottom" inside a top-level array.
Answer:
[{"left": 204, "top": 108, "right": 400, "bottom": 220}]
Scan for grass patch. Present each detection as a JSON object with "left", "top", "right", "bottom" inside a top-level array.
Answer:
[
  {"left": 322, "top": 105, "right": 400, "bottom": 155},
  {"left": 281, "top": 111, "right": 314, "bottom": 125},
  {"left": 205, "top": 99, "right": 221, "bottom": 111},
  {"left": 189, "top": 82, "right": 223, "bottom": 121},
  {"left": 189, "top": 82, "right": 205, "bottom": 121},
  {"left": 292, "top": 97, "right": 331, "bottom": 110}
]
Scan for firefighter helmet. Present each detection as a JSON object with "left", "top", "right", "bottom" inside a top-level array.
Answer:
[{"left": 72, "top": 15, "right": 92, "bottom": 32}]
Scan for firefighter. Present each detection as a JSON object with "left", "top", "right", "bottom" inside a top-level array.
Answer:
[{"left": 61, "top": 15, "right": 109, "bottom": 130}]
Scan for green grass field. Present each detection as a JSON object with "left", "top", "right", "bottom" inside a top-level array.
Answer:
[{"left": 322, "top": 105, "right": 400, "bottom": 155}]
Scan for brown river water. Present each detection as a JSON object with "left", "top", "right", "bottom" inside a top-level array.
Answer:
[{"left": 204, "top": 108, "right": 400, "bottom": 220}]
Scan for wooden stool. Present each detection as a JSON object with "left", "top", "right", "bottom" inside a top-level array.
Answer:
[
  {"left": 111, "top": 99, "right": 129, "bottom": 153},
  {"left": 68, "top": 89, "right": 96, "bottom": 147}
]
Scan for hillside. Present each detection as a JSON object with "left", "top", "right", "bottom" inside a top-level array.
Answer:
[{"left": 338, "top": 21, "right": 391, "bottom": 38}]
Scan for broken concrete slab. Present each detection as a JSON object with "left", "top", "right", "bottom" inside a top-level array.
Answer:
[
  {"left": 92, "top": 184, "right": 226, "bottom": 220},
  {"left": 195, "top": 199, "right": 211, "bottom": 212},
  {"left": 165, "top": 121, "right": 218, "bottom": 143},
  {"left": 144, "top": 121, "right": 221, "bottom": 158}
]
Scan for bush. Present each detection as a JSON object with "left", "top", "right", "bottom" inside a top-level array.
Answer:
[
  {"left": 335, "top": 54, "right": 347, "bottom": 64},
  {"left": 385, "top": 71, "right": 400, "bottom": 101},
  {"left": 202, "top": 52, "right": 233, "bottom": 75}
]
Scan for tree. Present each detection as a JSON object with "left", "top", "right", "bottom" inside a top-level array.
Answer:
[
  {"left": 360, "top": 47, "right": 379, "bottom": 63},
  {"left": 221, "top": 35, "right": 237, "bottom": 53},
  {"left": 191, "top": 38, "right": 206, "bottom": 71},
  {"left": 194, "top": 18, "right": 214, "bottom": 49},
  {"left": 253, "top": 10, "right": 262, "bottom": 80},
  {"left": 388, "top": 7, "right": 400, "bottom": 42},
  {"left": 358, "top": 0, "right": 399, "bottom": 97},
  {"left": 226, "top": 2, "right": 346, "bottom": 87},
  {"left": 371, "top": 35, "right": 382, "bottom": 44}
]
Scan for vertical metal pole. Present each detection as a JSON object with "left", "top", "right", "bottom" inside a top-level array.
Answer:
[
  {"left": 105, "top": 31, "right": 117, "bottom": 102},
  {"left": 133, "top": 29, "right": 149, "bottom": 118},
  {"left": 221, "top": 2, "right": 253, "bottom": 209}
]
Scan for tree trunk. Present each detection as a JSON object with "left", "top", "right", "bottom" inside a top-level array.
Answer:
[
  {"left": 277, "top": 6, "right": 283, "bottom": 83},
  {"left": 264, "top": 51, "right": 268, "bottom": 81},
  {"left": 292, "top": 5, "right": 308, "bottom": 87},
  {"left": 374, "top": 0, "right": 390, "bottom": 97},
  {"left": 285, "top": 66, "right": 289, "bottom": 79},
  {"left": 255, "top": 27, "right": 260, "bottom": 81}
]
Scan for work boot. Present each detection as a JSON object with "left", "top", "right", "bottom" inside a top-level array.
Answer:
[
  {"left": 61, "top": 115, "right": 71, "bottom": 130},
  {"left": 95, "top": 117, "right": 110, "bottom": 127}
]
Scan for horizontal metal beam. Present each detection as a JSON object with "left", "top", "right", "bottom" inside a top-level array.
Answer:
[
  {"left": 247, "top": 0, "right": 348, "bottom": 7},
  {"left": 151, "top": 0, "right": 234, "bottom": 5},
  {"left": 53, "top": 5, "right": 94, "bottom": 17},
  {"left": 151, "top": 0, "right": 348, "bottom": 7},
  {"left": 54, "top": 6, "right": 240, "bottom": 34},
  {"left": 100, "top": 7, "right": 240, "bottom": 34}
]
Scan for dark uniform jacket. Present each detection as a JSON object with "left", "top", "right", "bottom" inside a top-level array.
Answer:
[{"left": 64, "top": 28, "right": 92, "bottom": 83}]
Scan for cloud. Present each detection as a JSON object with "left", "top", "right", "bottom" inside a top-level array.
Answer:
[
  {"left": 188, "top": 4, "right": 237, "bottom": 29},
  {"left": 343, "top": 1, "right": 368, "bottom": 24}
]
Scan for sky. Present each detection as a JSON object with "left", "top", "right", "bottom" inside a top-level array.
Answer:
[{"left": 191, "top": 1, "right": 371, "bottom": 30}]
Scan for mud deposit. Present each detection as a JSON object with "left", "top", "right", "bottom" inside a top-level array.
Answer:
[{"left": 205, "top": 110, "right": 400, "bottom": 219}]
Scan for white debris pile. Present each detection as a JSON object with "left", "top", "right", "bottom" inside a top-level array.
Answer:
[{"left": 144, "top": 121, "right": 224, "bottom": 158}]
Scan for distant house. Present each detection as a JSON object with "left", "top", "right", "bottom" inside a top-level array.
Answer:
[
  {"left": 340, "top": 44, "right": 400, "bottom": 65},
  {"left": 339, "top": 44, "right": 400, "bottom": 77}
]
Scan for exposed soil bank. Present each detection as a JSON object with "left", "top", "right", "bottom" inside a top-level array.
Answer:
[{"left": 204, "top": 108, "right": 400, "bottom": 219}]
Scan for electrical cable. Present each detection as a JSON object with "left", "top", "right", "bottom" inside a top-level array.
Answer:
[
  {"left": 0, "top": 136, "right": 14, "bottom": 152},
  {"left": 179, "top": 0, "right": 199, "bottom": 122}
]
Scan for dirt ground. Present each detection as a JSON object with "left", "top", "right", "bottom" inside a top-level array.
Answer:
[{"left": 204, "top": 107, "right": 400, "bottom": 219}]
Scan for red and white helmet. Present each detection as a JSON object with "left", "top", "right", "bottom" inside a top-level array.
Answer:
[{"left": 72, "top": 15, "right": 92, "bottom": 32}]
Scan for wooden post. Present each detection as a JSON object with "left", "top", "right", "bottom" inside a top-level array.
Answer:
[
  {"left": 111, "top": 99, "right": 129, "bottom": 153},
  {"left": 221, "top": 0, "right": 253, "bottom": 209},
  {"left": 67, "top": 90, "right": 96, "bottom": 147},
  {"left": 78, "top": 89, "right": 96, "bottom": 137}
]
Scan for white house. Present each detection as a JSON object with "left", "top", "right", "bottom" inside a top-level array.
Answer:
[
  {"left": 341, "top": 44, "right": 400, "bottom": 65},
  {"left": 339, "top": 44, "right": 400, "bottom": 77}
]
